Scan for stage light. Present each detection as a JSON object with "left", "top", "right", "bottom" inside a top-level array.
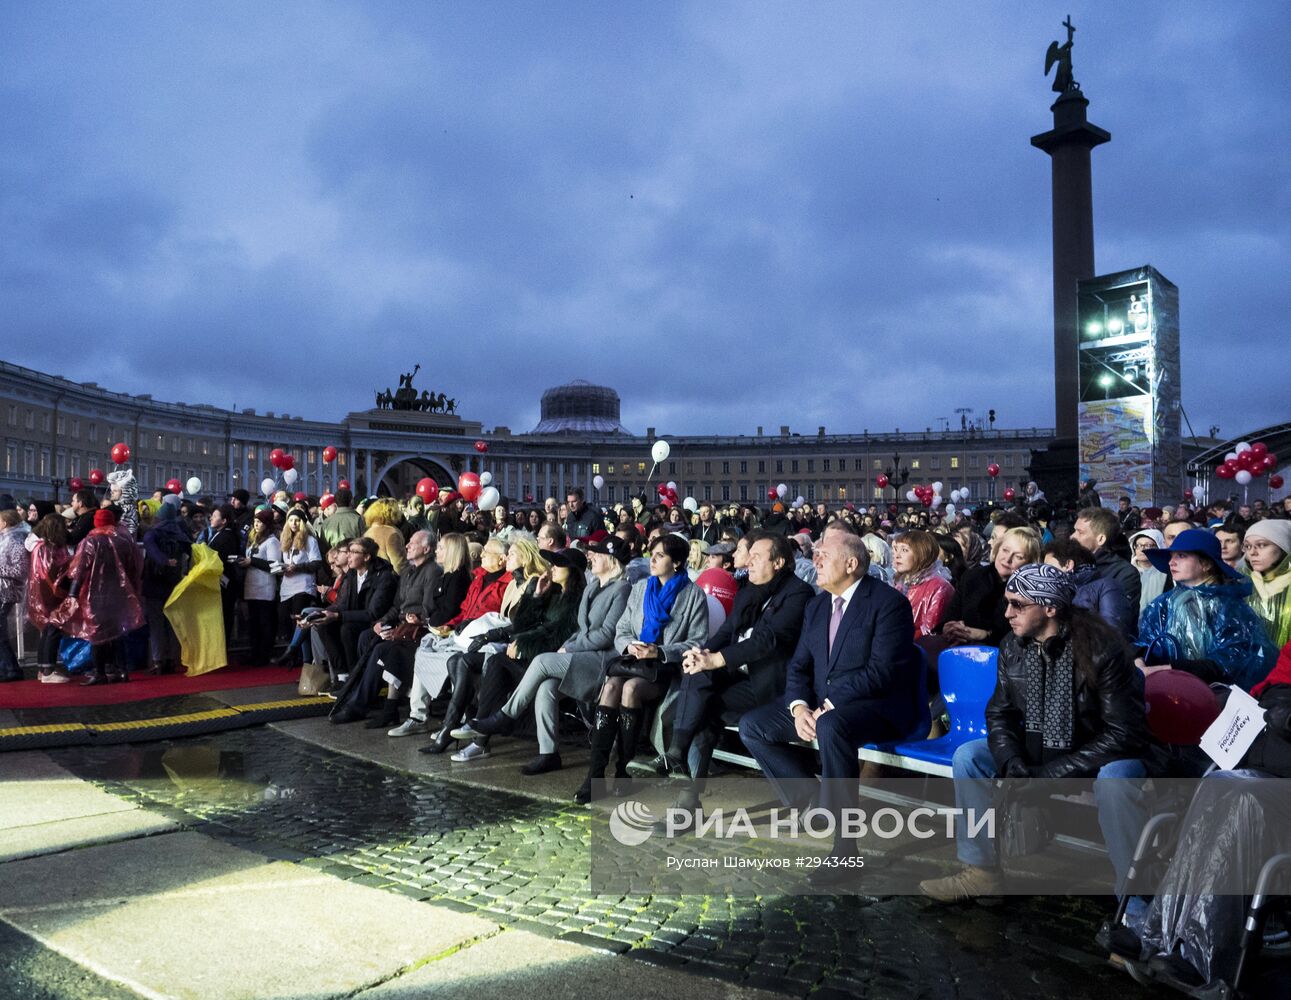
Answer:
[
  {"left": 1098, "top": 374, "right": 1114, "bottom": 388},
  {"left": 1108, "top": 318, "right": 1124, "bottom": 335},
  {"left": 1086, "top": 321, "right": 1103, "bottom": 337}
]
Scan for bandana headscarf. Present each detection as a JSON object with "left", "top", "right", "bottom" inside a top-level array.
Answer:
[{"left": 1006, "top": 563, "right": 1076, "bottom": 609}]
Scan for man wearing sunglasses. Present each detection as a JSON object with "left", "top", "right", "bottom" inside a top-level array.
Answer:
[{"left": 920, "top": 562, "right": 1159, "bottom": 906}]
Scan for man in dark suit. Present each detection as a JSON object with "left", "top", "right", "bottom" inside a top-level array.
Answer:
[
  {"left": 634, "top": 531, "right": 814, "bottom": 816},
  {"left": 739, "top": 522, "right": 923, "bottom": 884},
  {"left": 315, "top": 537, "right": 398, "bottom": 679}
]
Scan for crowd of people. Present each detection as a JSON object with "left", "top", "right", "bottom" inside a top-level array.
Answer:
[{"left": 2, "top": 475, "right": 1290, "bottom": 993}]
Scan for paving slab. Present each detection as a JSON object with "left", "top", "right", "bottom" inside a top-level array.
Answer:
[
  {"left": 207, "top": 682, "right": 302, "bottom": 707},
  {"left": 355, "top": 927, "right": 792, "bottom": 1000},
  {"left": 0, "top": 751, "right": 178, "bottom": 862},
  {"left": 0, "top": 831, "right": 499, "bottom": 1000}
]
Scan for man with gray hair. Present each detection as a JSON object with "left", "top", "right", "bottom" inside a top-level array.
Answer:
[
  {"left": 739, "top": 520, "right": 923, "bottom": 887},
  {"left": 920, "top": 562, "right": 1158, "bottom": 906}
]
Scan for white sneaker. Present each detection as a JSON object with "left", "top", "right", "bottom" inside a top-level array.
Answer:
[
  {"left": 450, "top": 742, "right": 490, "bottom": 763},
  {"left": 40, "top": 671, "right": 72, "bottom": 684},
  {"left": 336, "top": 673, "right": 350, "bottom": 683},
  {"left": 450, "top": 723, "right": 482, "bottom": 741},
  {"left": 388, "top": 718, "right": 430, "bottom": 737}
]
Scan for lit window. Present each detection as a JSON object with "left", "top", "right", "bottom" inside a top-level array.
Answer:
[{"left": 950, "top": 457, "right": 960, "bottom": 469}]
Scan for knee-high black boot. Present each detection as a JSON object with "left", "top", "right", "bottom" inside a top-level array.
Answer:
[
  {"left": 574, "top": 707, "right": 620, "bottom": 804},
  {"left": 612, "top": 707, "right": 645, "bottom": 796}
]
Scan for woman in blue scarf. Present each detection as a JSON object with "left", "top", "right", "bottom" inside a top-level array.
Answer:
[{"left": 575, "top": 531, "right": 709, "bottom": 803}]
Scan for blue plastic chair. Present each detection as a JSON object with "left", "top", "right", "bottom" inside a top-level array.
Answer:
[{"left": 893, "top": 645, "right": 999, "bottom": 769}]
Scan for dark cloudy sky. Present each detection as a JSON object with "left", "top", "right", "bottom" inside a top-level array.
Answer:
[{"left": 3, "top": 3, "right": 1288, "bottom": 439}]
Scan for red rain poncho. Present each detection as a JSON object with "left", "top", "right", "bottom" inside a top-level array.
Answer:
[
  {"left": 25, "top": 538, "right": 72, "bottom": 631},
  {"left": 51, "top": 526, "right": 145, "bottom": 644}
]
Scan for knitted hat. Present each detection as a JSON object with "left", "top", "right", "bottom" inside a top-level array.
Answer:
[
  {"left": 155, "top": 503, "right": 178, "bottom": 523},
  {"left": 93, "top": 508, "right": 118, "bottom": 528},
  {"left": 1245, "top": 519, "right": 1291, "bottom": 557}
]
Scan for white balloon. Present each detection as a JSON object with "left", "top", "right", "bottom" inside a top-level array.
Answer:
[
  {"left": 592, "top": 475, "right": 604, "bottom": 490},
  {"left": 1236, "top": 441, "right": 1252, "bottom": 453},
  {"left": 1235, "top": 470, "right": 1253, "bottom": 485},
  {"left": 477, "top": 486, "right": 501, "bottom": 511},
  {"left": 185, "top": 477, "right": 202, "bottom": 495},
  {"left": 776, "top": 483, "right": 788, "bottom": 498},
  {"left": 796, "top": 496, "right": 805, "bottom": 506},
  {"left": 260, "top": 477, "right": 276, "bottom": 495},
  {"left": 931, "top": 496, "right": 943, "bottom": 508},
  {"left": 906, "top": 490, "right": 918, "bottom": 502},
  {"left": 283, "top": 468, "right": 299, "bottom": 485},
  {"left": 945, "top": 504, "right": 956, "bottom": 515},
  {"left": 479, "top": 471, "right": 493, "bottom": 487},
  {"left": 1225, "top": 452, "right": 1238, "bottom": 463},
  {"left": 683, "top": 497, "right": 698, "bottom": 513},
  {"left": 667, "top": 481, "right": 677, "bottom": 491},
  {"left": 651, "top": 440, "right": 670, "bottom": 463},
  {"left": 932, "top": 481, "right": 944, "bottom": 493},
  {"left": 1191, "top": 485, "right": 1204, "bottom": 500}
]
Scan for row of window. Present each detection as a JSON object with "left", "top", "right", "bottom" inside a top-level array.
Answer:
[
  {"left": 4, "top": 404, "right": 229, "bottom": 458},
  {"left": 590, "top": 453, "right": 1018, "bottom": 478}
]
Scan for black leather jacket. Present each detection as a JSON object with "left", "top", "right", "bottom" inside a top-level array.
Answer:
[{"left": 986, "top": 627, "right": 1156, "bottom": 780}]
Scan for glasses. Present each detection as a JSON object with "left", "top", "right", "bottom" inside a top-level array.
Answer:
[{"left": 1004, "top": 598, "right": 1040, "bottom": 612}]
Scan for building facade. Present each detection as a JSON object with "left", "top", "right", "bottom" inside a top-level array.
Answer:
[{"left": 1, "top": 361, "right": 1052, "bottom": 507}]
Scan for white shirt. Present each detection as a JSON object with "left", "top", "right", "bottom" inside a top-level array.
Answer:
[
  {"left": 355, "top": 569, "right": 368, "bottom": 593},
  {"left": 788, "top": 576, "right": 863, "bottom": 715}
]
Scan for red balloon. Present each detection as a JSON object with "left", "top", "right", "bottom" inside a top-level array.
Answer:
[
  {"left": 921, "top": 495, "right": 933, "bottom": 507},
  {"left": 457, "top": 472, "right": 481, "bottom": 503},
  {"left": 88, "top": 468, "right": 105, "bottom": 486},
  {"left": 1144, "top": 670, "right": 1221, "bottom": 745},
  {"left": 1251, "top": 441, "right": 1268, "bottom": 457},
  {"left": 280, "top": 454, "right": 295, "bottom": 471},
  {"left": 269, "top": 448, "right": 286, "bottom": 469},
  {"left": 338, "top": 479, "right": 351, "bottom": 490},
  {"left": 767, "top": 488, "right": 778, "bottom": 501},
  {"left": 986, "top": 463, "right": 1000, "bottom": 478},
  {"left": 68, "top": 477, "right": 84, "bottom": 491},
  {"left": 1215, "top": 463, "right": 1234, "bottom": 479},
  {"left": 166, "top": 479, "right": 183, "bottom": 495},
  {"left": 1003, "top": 487, "right": 1016, "bottom": 501},
  {"left": 1270, "top": 475, "right": 1285, "bottom": 490},
  {"left": 473, "top": 440, "right": 488, "bottom": 453},
  {"left": 322, "top": 446, "right": 338, "bottom": 463},
  {"left": 110, "top": 442, "right": 130, "bottom": 465},
  {"left": 524, "top": 493, "right": 534, "bottom": 503},
  {"left": 1262, "top": 453, "right": 1278, "bottom": 471},
  {"left": 293, "top": 491, "right": 309, "bottom": 502},
  {"left": 659, "top": 483, "right": 671, "bottom": 497},
  {"left": 415, "top": 477, "right": 440, "bottom": 504},
  {"left": 695, "top": 568, "right": 738, "bottom": 615},
  {"left": 875, "top": 473, "right": 890, "bottom": 489}
]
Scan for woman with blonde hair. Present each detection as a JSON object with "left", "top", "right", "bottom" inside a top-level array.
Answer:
[
  {"left": 861, "top": 533, "right": 894, "bottom": 584},
  {"left": 273, "top": 509, "right": 323, "bottom": 666},
  {"left": 363, "top": 497, "right": 407, "bottom": 574},
  {"left": 941, "top": 525, "right": 1041, "bottom": 647},
  {"left": 501, "top": 535, "right": 544, "bottom": 616},
  {"left": 687, "top": 538, "right": 709, "bottom": 580}
]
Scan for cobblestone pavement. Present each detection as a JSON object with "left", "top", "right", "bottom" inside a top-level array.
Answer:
[{"left": 49, "top": 728, "right": 1134, "bottom": 999}]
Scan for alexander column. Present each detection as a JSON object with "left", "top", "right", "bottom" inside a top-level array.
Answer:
[{"left": 1031, "top": 17, "right": 1109, "bottom": 447}]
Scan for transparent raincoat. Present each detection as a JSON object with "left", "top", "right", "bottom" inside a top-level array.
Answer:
[
  {"left": 24, "top": 538, "right": 72, "bottom": 630},
  {"left": 1137, "top": 577, "right": 1278, "bottom": 691}
]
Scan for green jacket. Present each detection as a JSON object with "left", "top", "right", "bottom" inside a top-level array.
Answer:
[{"left": 317, "top": 507, "right": 365, "bottom": 552}]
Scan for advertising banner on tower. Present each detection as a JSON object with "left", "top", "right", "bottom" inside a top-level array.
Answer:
[{"left": 1077, "top": 266, "right": 1180, "bottom": 505}]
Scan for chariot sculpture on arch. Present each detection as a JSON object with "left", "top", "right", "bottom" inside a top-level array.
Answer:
[{"left": 373, "top": 364, "right": 457, "bottom": 413}]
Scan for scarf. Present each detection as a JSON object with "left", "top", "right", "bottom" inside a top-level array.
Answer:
[
  {"left": 640, "top": 572, "right": 690, "bottom": 644},
  {"left": 1248, "top": 554, "right": 1291, "bottom": 650},
  {"left": 730, "top": 564, "right": 793, "bottom": 636},
  {"left": 1022, "top": 631, "right": 1076, "bottom": 751}
]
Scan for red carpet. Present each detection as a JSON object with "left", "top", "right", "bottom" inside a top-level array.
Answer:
[{"left": 0, "top": 665, "right": 302, "bottom": 710}]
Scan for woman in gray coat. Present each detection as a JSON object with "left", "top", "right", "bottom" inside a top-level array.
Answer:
[
  {"left": 466, "top": 534, "right": 633, "bottom": 775},
  {"left": 574, "top": 532, "right": 708, "bottom": 803}
]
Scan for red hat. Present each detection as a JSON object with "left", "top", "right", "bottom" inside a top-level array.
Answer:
[
  {"left": 585, "top": 529, "right": 610, "bottom": 545},
  {"left": 93, "top": 508, "right": 117, "bottom": 528},
  {"left": 319, "top": 493, "right": 336, "bottom": 509}
]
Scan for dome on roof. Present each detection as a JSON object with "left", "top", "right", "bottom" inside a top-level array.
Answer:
[{"left": 530, "top": 380, "right": 631, "bottom": 435}]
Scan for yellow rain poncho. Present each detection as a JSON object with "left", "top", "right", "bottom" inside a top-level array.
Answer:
[{"left": 164, "top": 543, "right": 227, "bottom": 676}]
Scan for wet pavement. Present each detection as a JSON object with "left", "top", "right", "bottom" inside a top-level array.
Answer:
[{"left": 21, "top": 725, "right": 1141, "bottom": 999}]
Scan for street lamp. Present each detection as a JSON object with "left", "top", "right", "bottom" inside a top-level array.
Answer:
[
  {"left": 884, "top": 452, "right": 910, "bottom": 502},
  {"left": 50, "top": 477, "right": 65, "bottom": 503}
]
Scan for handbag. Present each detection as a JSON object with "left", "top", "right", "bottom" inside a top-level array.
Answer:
[
  {"left": 606, "top": 654, "right": 658, "bottom": 684},
  {"left": 994, "top": 780, "right": 1053, "bottom": 858},
  {"left": 297, "top": 661, "right": 331, "bottom": 697},
  {"left": 386, "top": 621, "right": 428, "bottom": 643}
]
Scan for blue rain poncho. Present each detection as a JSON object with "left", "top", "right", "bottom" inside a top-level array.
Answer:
[{"left": 1137, "top": 577, "right": 1279, "bottom": 691}]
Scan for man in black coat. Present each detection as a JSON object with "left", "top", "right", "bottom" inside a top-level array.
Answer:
[
  {"left": 639, "top": 531, "right": 813, "bottom": 817},
  {"left": 314, "top": 537, "right": 398, "bottom": 679},
  {"left": 921, "top": 563, "right": 1158, "bottom": 904},
  {"left": 205, "top": 504, "right": 244, "bottom": 647},
  {"left": 66, "top": 488, "right": 99, "bottom": 548},
  {"left": 1071, "top": 506, "right": 1141, "bottom": 633},
  {"left": 563, "top": 487, "right": 600, "bottom": 541},
  {"left": 329, "top": 530, "right": 441, "bottom": 725}
]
